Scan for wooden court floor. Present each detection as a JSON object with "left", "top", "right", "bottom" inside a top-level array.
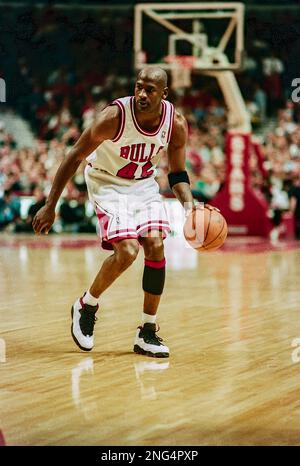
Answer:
[{"left": 1, "top": 233, "right": 300, "bottom": 446}]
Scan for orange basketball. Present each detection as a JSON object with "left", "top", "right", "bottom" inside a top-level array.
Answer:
[{"left": 183, "top": 205, "right": 228, "bottom": 252}]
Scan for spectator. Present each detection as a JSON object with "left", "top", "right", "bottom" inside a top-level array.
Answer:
[
  {"left": 0, "top": 189, "right": 21, "bottom": 231},
  {"left": 15, "top": 187, "right": 46, "bottom": 233},
  {"left": 262, "top": 51, "right": 284, "bottom": 113},
  {"left": 253, "top": 82, "right": 267, "bottom": 123},
  {"left": 59, "top": 190, "right": 94, "bottom": 233},
  {"left": 269, "top": 182, "right": 290, "bottom": 244},
  {"left": 289, "top": 174, "right": 300, "bottom": 240}
]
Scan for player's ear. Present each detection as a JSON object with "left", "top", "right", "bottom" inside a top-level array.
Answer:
[{"left": 162, "top": 86, "right": 168, "bottom": 100}]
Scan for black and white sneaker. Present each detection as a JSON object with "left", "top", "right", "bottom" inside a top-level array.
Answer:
[
  {"left": 133, "top": 323, "right": 169, "bottom": 358},
  {"left": 71, "top": 296, "right": 98, "bottom": 351}
]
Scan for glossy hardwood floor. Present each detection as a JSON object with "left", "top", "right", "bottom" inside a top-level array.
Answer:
[{"left": 1, "top": 233, "right": 300, "bottom": 446}]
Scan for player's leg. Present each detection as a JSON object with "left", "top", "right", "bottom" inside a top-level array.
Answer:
[
  {"left": 133, "top": 231, "right": 169, "bottom": 358},
  {"left": 71, "top": 238, "right": 140, "bottom": 352},
  {"left": 72, "top": 167, "right": 140, "bottom": 351},
  {"left": 90, "top": 239, "right": 140, "bottom": 297},
  {"left": 132, "top": 178, "right": 170, "bottom": 358},
  {"left": 141, "top": 233, "right": 165, "bottom": 317}
]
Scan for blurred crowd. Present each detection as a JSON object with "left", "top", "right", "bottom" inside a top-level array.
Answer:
[
  {"left": 155, "top": 97, "right": 300, "bottom": 240},
  {"left": 1, "top": 95, "right": 300, "bottom": 238},
  {"left": 0, "top": 4, "right": 295, "bottom": 135},
  {"left": 1, "top": 5, "right": 300, "bottom": 238}
]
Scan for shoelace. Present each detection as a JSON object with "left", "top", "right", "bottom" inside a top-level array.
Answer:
[
  {"left": 80, "top": 309, "right": 97, "bottom": 336},
  {"left": 139, "top": 325, "right": 163, "bottom": 345}
]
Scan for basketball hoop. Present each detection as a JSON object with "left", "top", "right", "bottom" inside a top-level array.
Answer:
[{"left": 164, "top": 55, "right": 196, "bottom": 91}]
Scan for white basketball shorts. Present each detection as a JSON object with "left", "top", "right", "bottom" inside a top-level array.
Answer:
[{"left": 85, "top": 165, "right": 170, "bottom": 250}]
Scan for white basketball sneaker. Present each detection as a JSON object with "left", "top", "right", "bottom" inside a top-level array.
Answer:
[
  {"left": 133, "top": 323, "right": 169, "bottom": 358},
  {"left": 71, "top": 296, "right": 98, "bottom": 351}
]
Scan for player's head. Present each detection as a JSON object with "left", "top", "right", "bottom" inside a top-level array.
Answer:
[{"left": 134, "top": 66, "right": 168, "bottom": 113}]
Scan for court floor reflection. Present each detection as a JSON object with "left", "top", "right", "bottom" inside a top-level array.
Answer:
[{"left": 134, "top": 360, "right": 170, "bottom": 400}]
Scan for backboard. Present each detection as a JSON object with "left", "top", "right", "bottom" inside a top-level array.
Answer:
[{"left": 134, "top": 2, "right": 245, "bottom": 72}]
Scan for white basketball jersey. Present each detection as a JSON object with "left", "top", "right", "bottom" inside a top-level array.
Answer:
[{"left": 86, "top": 96, "right": 174, "bottom": 185}]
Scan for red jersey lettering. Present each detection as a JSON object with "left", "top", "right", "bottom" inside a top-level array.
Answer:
[
  {"left": 120, "top": 146, "right": 130, "bottom": 159},
  {"left": 119, "top": 143, "right": 160, "bottom": 163}
]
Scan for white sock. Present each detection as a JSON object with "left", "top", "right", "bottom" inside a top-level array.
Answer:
[
  {"left": 142, "top": 313, "right": 157, "bottom": 325},
  {"left": 83, "top": 290, "right": 99, "bottom": 307}
]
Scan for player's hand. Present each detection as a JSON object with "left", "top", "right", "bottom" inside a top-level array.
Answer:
[
  {"left": 186, "top": 203, "right": 220, "bottom": 215},
  {"left": 204, "top": 203, "right": 220, "bottom": 212},
  {"left": 184, "top": 203, "right": 203, "bottom": 222},
  {"left": 32, "top": 205, "right": 56, "bottom": 235},
  {"left": 184, "top": 203, "right": 220, "bottom": 227}
]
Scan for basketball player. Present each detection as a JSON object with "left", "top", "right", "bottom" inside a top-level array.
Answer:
[{"left": 32, "top": 67, "right": 195, "bottom": 358}]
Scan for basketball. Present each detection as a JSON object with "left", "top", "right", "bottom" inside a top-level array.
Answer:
[{"left": 183, "top": 205, "right": 228, "bottom": 252}]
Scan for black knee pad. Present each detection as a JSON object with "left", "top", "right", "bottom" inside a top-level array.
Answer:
[{"left": 142, "top": 258, "right": 166, "bottom": 295}]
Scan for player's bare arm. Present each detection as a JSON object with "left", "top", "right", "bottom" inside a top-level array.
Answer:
[
  {"left": 32, "top": 105, "right": 120, "bottom": 234},
  {"left": 167, "top": 111, "right": 195, "bottom": 213}
]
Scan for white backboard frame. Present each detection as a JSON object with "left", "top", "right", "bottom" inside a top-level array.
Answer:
[{"left": 134, "top": 2, "right": 245, "bottom": 72}]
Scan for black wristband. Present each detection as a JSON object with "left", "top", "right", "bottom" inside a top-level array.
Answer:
[{"left": 168, "top": 171, "right": 190, "bottom": 189}]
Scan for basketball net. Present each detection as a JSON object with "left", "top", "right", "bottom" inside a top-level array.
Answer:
[{"left": 164, "top": 55, "right": 196, "bottom": 91}]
